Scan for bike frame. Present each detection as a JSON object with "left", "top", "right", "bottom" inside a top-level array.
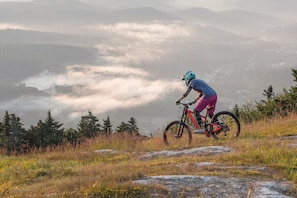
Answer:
[
  {"left": 186, "top": 109, "right": 206, "bottom": 129},
  {"left": 180, "top": 103, "right": 222, "bottom": 133}
]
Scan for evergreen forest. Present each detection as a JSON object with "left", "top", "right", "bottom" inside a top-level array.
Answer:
[{"left": 0, "top": 110, "right": 139, "bottom": 154}]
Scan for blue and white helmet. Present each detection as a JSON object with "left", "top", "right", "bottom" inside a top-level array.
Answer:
[{"left": 181, "top": 71, "right": 196, "bottom": 86}]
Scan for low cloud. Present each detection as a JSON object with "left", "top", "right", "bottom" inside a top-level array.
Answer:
[
  {"left": 96, "top": 44, "right": 165, "bottom": 65},
  {"left": 175, "top": 0, "right": 227, "bottom": 10},
  {"left": 20, "top": 65, "right": 183, "bottom": 120},
  {"left": 91, "top": 22, "right": 191, "bottom": 66},
  {"left": 87, "top": 22, "right": 191, "bottom": 43},
  {"left": 0, "top": 23, "right": 31, "bottom": 30}
]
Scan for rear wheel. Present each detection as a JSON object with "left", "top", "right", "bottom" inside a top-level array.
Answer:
[
  {"left": 163, "top": 121, "right": 192, "bottom": 147},
  {"left": 211, "top": 111, "right": 240, "bottom": 140}
]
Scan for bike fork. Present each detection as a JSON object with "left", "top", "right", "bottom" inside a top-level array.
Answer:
[{"left": 175, "top": 124, "right": 184, "bottom": 138}]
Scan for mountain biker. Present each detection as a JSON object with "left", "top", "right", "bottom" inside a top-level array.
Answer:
[{"left": 176, "top": 71, "right": 217, "bottom": 136}]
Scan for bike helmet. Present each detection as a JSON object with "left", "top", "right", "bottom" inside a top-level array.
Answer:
[{"left": 181, "top": 71, "right": 196, "bottom": 86}]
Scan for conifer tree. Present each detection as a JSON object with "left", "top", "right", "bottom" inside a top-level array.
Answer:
[
  {"left": 127, "top": 117, "right": 139, "bottom": 135},
  {"left": 26, "top": 120, "right": 44, "bottom": 148},
  {"left": 77, "top": 111, "right": 101, "bottom": 138},
  {"left": 116, "top": 122, "right": 129, "bottom": 133},
  {"left": 0, "top": 111, "right": 26, "bottom": 153},
  {"left": 0, "top": 112, "right": 10, "bottom": 149},
  {"left": 0, "top": 118, "right": 3, "bottom": 147},
  {"left": 63, "top": 128, "right": 80, "bottom": 145},
  {"left": 10, "top": 113, "right": 26, "bottom": 152},
  {"left": 102, "top": 116, "right": 112, "bottom": 134},
  {"left": 43, "top": 111, "right": 64, "bottom": 147},
  {"left": 263, "top": 85, "right": 275, "bottom": 102},
  {"left": 290, "top": 68, "right": 297, "bottom": 95},
  {"left": 291, "top": 68, "right": 297, "bottom": 83}
]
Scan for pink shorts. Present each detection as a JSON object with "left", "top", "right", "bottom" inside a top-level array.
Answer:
[{"left": 194, "top": 94, "right": 217, "bottom": 116}]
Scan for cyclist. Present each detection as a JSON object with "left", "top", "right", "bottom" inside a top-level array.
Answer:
[{"left": 176, "top": 71, "right": 217, "bottom": 136}]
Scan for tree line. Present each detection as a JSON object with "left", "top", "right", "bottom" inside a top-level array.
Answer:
[
  {"left": 232, "top": 68, "right": 297, "bottom": 123},
  {"left": 0, "top": 110, "right": 139, "bottom": 154}
]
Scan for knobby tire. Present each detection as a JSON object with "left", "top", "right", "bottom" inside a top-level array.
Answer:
[
  {"left": 163, "top": 120, "right": 192, "bottom": 147},
  {"left": 211, "top": 111, "right": 240, "bottom": 140}
]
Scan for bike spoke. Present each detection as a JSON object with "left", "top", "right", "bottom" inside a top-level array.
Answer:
[
  {"left": 211, "top": 111, "right": 240, "bottom": 140},
  {"left": 163, "top": 121, "right": 192, "bottom": 148}
]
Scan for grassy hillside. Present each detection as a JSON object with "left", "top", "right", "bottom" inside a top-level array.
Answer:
[{"left": 1, "top": 115, "right": 297, "bottom": 197}]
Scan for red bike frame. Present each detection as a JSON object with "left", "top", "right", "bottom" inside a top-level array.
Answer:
[
  {"left": 186, "top": 109, "right": 203, "bottom": 129},
  {"left": 186, "top": 109, "right": 222, "bottom": 133}
]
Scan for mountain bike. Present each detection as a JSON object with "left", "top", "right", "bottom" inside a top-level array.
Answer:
[{"left": 163, "top": 102, "right": 240, "bottom": 146}]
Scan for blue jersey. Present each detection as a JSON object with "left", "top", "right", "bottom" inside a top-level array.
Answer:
[{"left": 183, "top": 79, "right": 216, "bottom": 98}]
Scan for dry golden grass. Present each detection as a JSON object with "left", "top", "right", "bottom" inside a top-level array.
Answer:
[{"left": 1, "top": 115, "right": 297, "bottom": 197}]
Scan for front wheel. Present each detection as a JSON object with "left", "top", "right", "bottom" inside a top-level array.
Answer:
[
  {"left": 211, "top": 111, "right": 240, "bottom": 140},
  {"left": 163, "top": 121, "right": 192, "bottom": 147}
]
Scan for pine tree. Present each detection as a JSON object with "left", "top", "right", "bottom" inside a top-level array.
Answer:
[
  {"left": 3, "top": 111, "right": 11, "bottom": 140},
  {"left": 10, "top": 114, "right": 26, "bottom": 152},
  {"left": 44, "top": 111, "right": 64, "bottom": 146},
  {"left": 0, "top": 111, "right": 12, "bottom": 152},
  {"left": 127, "top": 117, "right": 139, "bottom": 135},
  {"left": 0, "top": 111, "right": 26, "bottom": 153},
  {"left": 102, "top": 116, "right": 112, "bottom": 134},
  {"left": 43, "top": 111, "right": 64, "bottom": 146},
  {"left": 77, "top": 111, "right": 101, "bottom": 138},
  {"left": 291, "top": 68, "right": 297, "bottom": 83},
  {"left": 290, "top": 68, "right": 297, "bottom": 97},
  {"left": 116, "top": 122, "right": 129, "bottom": 133},
  {"left": 0, "top": 114, "right": 6, "bottom": 148},
  {"left": 0, "top": 118, "right": 3, "bottom": 147},
  {"left": 26, "top": 111, "right": 64, "bottom": 148},
  {"left": 263, "top": 85, "right": 275, "bottom": 102},
  {"left": 26, "top": 120, "right": 44, "bottom": 148},
  {"left": 63, "top": 128, "right": 80, "bottom": 145}
]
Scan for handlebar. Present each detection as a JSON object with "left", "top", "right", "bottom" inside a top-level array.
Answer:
[
  {"left": 176, "top": 99, "right": 197, "bottom": 107},
  {"left": 179, "top": 102, "right": 194, "bottom": 108}
]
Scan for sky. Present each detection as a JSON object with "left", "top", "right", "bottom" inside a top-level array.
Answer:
[
  {"left": 0, "top": 0, "right": 296, "bottom": 18},
  {"left": 0, "top": 0, "right": 272, "bottom": 10},
  {"left": 0, "top": 0, "right": 31, "bottom": 1}
]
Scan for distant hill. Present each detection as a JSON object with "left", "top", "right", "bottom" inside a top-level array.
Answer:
[
  {"left": 81, "top": 0, "right": 176, "bottom": 11},
  {"left": 115, "top": 7, "right": 176, "bottom": 22},
  {"left": 0, "top": 0, "right": 176, "bottom": 24},
  {"left": 0, "top": 0, "right": 110, "bottom": 24},
  {"left": 0, "top": 42, "right": 98, "bottom": 83},
  {"left": 176, "top": 8, "right": 283, "bottom": 33},
  {"left": 0, "top": 29, "right": 104, "bottom": 45}
]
